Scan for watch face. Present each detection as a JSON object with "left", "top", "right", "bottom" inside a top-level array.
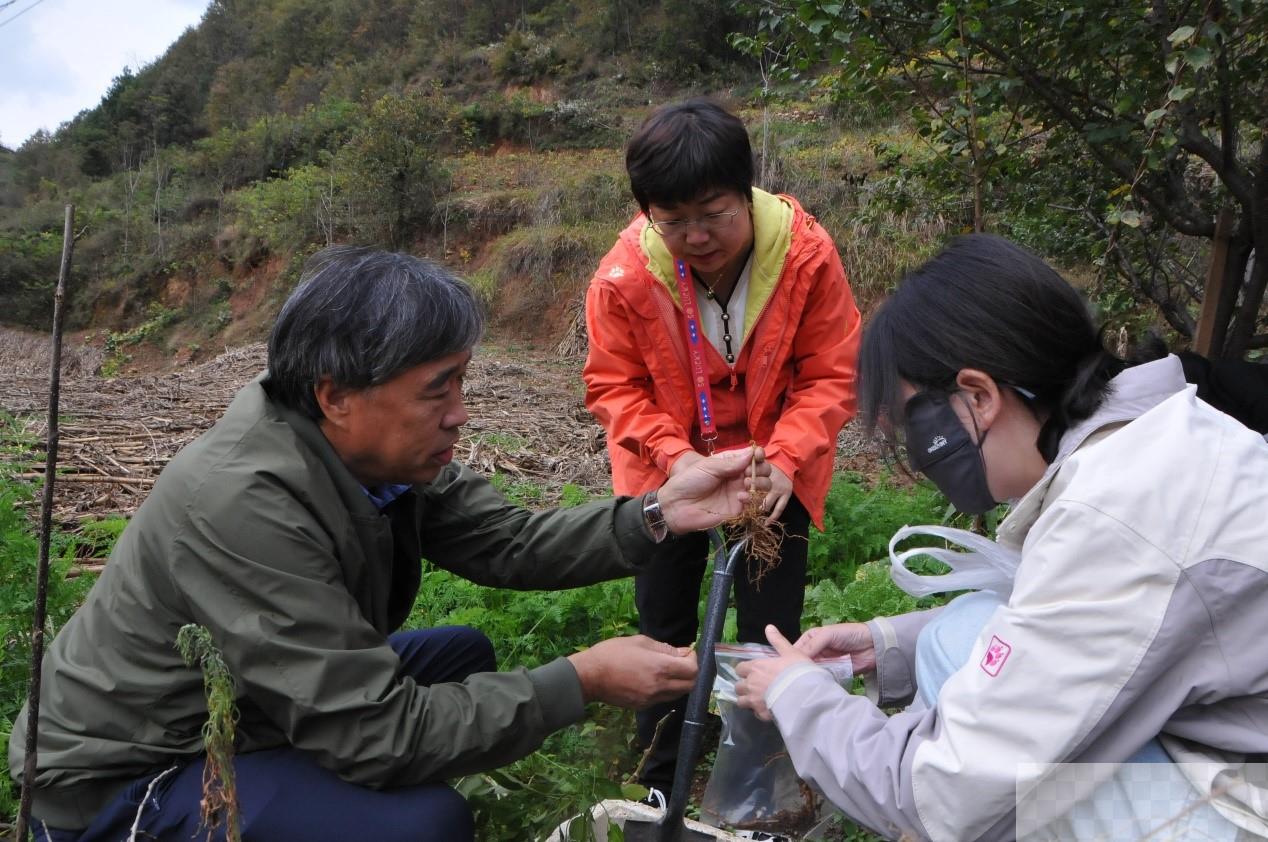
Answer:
[{"left": 643, "top": 494, "right": 669, "bottom": 542}]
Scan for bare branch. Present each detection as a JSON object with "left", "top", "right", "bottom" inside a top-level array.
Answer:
[
  {"left": 1212, "top": 0, "right": 1238, "bottom": 170},
  {"left": 1173, "top": 108, "right": 1254, "bottom": 206}
]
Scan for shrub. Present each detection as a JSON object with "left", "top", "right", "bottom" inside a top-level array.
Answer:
[
  {"left": 336, "top": 89, "right": 461, "bottom": 248},
  {"left": 0, "top": 228, "right": 62, "bottom": 327},
  {"left": 231, "top": 162, "right": 338, "bottom": 250},
  {"left": 461, "top": 92, "right": 551, "bottom": 149},
  {"left": 491, "top": 30, "right": 565, "bottom": 84}
]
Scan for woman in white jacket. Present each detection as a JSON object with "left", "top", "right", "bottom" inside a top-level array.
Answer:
[{"left": 735, "top": 234, "right": 1268, "bottom": 841}]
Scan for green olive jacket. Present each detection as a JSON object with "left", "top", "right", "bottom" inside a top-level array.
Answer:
[{"left": 8, "top": 377, "right": 656, "bottom": 829}]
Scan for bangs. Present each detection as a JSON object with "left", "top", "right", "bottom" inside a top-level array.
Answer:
[{"left": 633, "top": 131, "right": 746, "bottom": 209}]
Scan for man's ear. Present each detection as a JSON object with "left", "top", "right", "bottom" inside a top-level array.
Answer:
[
  {"left": 954, "top": 368, "right": 1003, "bottom": 427},
  {"left": 314, "top": 376, "right": 353, "bottom": 429}
]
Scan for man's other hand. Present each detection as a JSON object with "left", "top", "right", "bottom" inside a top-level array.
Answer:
[
  {"left": 657, "top": 446, "right": 771, "bottom": 534},
  {"left": 567, "top": 635, "right": 696, "bottom": 708}
]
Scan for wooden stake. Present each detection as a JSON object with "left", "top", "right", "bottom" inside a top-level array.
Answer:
[
  {"left": 16, "top": 204, "right": 75, "bottom": 842},
  {"left": 1193, "top": 208, "right": 1235, "bottom": 358}
]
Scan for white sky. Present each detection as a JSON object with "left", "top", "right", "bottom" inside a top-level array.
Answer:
[{"left": 0, "top": 0, "right": 210, "bottom": 149}]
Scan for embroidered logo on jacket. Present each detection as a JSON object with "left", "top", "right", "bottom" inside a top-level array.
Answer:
[
  {"left": 981, "top": 636, "right": 1012, "bottom": 677},
  {"left": 927, "top": 435, "right": 948, "bottom": 454}
]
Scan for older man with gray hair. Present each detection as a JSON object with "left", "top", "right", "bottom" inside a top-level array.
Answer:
[{"left": 11, "top": 246, "right": 771, "bottom": 842}]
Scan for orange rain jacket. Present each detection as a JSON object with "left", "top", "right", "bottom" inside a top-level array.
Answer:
[{"left": 583, "top": 189, "right": 861, "bottom": 528}]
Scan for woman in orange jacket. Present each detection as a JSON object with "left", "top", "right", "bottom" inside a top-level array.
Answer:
[{"left": 582, "top": 98, "right": 861, "bottom": 796}]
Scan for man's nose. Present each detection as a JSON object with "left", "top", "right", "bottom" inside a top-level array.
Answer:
[{"left": 446, "top": 397, "right": 470, "bottom": 429}]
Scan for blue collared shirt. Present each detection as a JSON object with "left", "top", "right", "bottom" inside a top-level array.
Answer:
[{"left": 361, "top": 483, "right": 414, "bottom": 511}]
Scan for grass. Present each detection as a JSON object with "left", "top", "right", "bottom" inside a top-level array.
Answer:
[
  {"left": 0, "top": 470, "right": 98, "bottom": 819},
  {"left": 0, "top": 436, "right": 948, "bottom": 839},
  {"left": 468, "top": 222, "right": 614, "bottom": 326},
  {"left": 403, "top": 469, "right": 950, "bottom": 840}
]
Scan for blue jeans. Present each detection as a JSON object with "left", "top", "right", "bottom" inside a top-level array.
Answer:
[
  {"left": 35, "top": 626, "right": 496, "bottom": 842},
  {"left": 914, "top": 593, "right": 1240, "bottom": 840}
]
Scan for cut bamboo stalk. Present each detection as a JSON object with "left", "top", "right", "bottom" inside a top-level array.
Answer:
[{"left": 16, "top": 203, "right": 75, "bottom": 842}]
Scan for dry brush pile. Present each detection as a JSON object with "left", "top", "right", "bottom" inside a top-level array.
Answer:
[
  {"left": 0, "top": 326, "right": 875, "bottom": 571},
  {"left": 0, "top": 329, "right": 613, "bottom": 555}
]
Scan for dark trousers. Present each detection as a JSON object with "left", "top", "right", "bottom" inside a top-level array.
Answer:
[
  {"left": 634, "top": 495, "right": 810, "bottom": 791},
  {"left": 35, "top": 626, "right": 496, "bottom": 842}
]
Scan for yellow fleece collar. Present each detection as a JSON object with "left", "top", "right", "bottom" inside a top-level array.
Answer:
[{"left": 641, "top": 187, "right": 793, "bottom": 336}]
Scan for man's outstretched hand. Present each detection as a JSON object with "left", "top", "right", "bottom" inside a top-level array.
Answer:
[
  {"left": 567, "top": 635, "right": 696, "bottom": 708},
  {"left": 658, "top": 446, "right": 771, "bottom": 534}
]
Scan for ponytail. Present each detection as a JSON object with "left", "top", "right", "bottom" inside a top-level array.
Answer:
[
  {"left": 1036, "top": 337, "right": 1124, "bottom": 462},
  {"left": 859, "top": 234, "right": 1129, "bottom": 463}
]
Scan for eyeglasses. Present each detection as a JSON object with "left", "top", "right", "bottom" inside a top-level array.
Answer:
[{"left": 647, "top": 209, "right": 740, "bottom": 239}]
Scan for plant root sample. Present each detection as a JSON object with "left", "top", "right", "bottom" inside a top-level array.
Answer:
[
  {"left": 177, "top": 624, "right": 242, "bottom": 842},
  {"left": 725, "top": 444, "right": 786, "bottom": 589}
]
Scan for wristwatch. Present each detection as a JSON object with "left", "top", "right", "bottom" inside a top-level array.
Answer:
[{"left": 642, "top": 490, "right": 669, "bottom": 543}]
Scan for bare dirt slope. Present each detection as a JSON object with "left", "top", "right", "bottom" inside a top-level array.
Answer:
[
  {"left": 1, "top": 326, "right": 874, "bottom": 542},
  {"left": 0, "top": 328, "right": 611, "bottom": 525}
]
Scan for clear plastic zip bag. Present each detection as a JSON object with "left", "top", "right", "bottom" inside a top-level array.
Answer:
[{"left": 700, "top": 643, "right": 852, "bottom": 835}]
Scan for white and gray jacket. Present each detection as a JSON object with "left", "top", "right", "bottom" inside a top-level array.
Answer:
[{"left": 768, "top": 356, "right": 1268, "bottom": 840}]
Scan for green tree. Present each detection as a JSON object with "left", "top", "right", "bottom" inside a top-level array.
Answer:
[
  {"left": 760, "top": 0, "right": 1267, "bottom": 358},
  {"left": 337, "top": 89, "right": 460, "bottom": 248}
]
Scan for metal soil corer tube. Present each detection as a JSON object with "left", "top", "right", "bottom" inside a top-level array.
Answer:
[{"left": 655, "top": 528, "right": 748, "bottom": 842}]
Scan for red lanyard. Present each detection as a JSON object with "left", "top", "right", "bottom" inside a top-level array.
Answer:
[{"left": 672, "top": 259, "right": 718, "bottom": 452}]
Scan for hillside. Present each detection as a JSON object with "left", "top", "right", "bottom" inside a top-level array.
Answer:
[
  {"left": 2, "top": 0, "right": 1258, "bottom": 374},
  {"left": 0, "top": 0, "right": 770, "bottom": 360},
  {"left": 3, "top": 0, "right": 1024, "bottom": 381}
]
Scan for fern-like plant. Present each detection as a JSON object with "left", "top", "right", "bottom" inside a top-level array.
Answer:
[{"left": 176, "top": 624, "right": 241, "bottom": 842}]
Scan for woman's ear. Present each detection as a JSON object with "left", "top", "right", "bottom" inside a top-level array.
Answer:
[{"left": 954, "top": 368, "right": 1003, "bottom": 427}]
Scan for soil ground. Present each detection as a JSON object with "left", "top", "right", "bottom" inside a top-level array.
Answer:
[{"left": 0, "top": 327, "right": 878, "bottom": 543}]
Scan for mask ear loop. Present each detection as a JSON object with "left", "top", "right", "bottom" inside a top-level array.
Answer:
[
  {"left": 951, "top": 389, "right": 990, "bottom": 450},
  {"left": 952, "top": 389, "right": 992, "bottom": 495}
]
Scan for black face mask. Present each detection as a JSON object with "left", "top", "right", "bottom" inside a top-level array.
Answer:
[{"left": 903, "top": 391, "right": 998, "bottom": 515}]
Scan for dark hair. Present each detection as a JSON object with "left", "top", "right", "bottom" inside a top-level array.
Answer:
[
  {"left": 859, "top": 234, "right": 1123, "bottom": 462},
  {"left": 267, "top": 246, "right": 484, "bottom": 418},
  {"left": 625, "top": 98, "right": 754, "bottom": 213}
]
